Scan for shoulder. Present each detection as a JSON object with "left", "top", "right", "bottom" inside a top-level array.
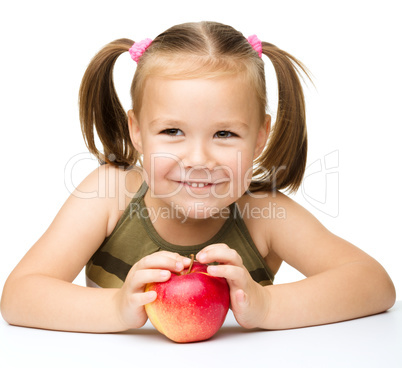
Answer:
[
  {"left": 237, "top": 189, "right": 326, "bottom": 274},
  {"left": 4, "top": 165, "right": 145, "bottom": 284},
  {"left": 73, "top": 164, "right": 144, "bottom": 236},
  {"left": 73, "top": 164, "right": 143, "bottom": 201},
  {"left": 236, "top": 189, "right": 290, "bottom": 240},
  {"left": 238, "top": 189, "right": 323, "bottom": 234},
  {"left": 238, "top": 189, "right": 355, "bottom": 277}
]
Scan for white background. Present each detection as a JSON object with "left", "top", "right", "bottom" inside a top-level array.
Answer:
[{"left": 1, "top": 0, "right": 401, "bottom": 302}]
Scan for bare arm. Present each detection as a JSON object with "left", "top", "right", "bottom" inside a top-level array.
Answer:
[
  {"left": 0, "top": 166, "right": 189, "bottom": 332},
  {"left": 196, "top": 193, "right": 396, "bottom": 330},
  {"left": 262, "top": 193, "right": 396, "bottom": 329}
]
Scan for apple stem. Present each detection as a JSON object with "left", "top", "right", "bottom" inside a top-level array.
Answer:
[{"left": 187, "top": 254, "right": 195, "bottom": 274}]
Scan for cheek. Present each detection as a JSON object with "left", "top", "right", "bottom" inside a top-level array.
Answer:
[
  {"left": 240, "top": 158, "right": 255, "bottom": 189},
  {"left": 221, "top": 151, "right": 255, "bottom": 191},
  {"left": 141, "top": 154, "right": 183, "bottom": 188},
  {"left": 232, "top": 149, "right": 255, "bottom": 175},
  {"left": 238, "top": 146, "right": 257, "bottom": 187}
]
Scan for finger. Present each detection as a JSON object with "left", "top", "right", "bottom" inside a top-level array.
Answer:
[
  {"left": 207, "top": 264, "right": 248, "bottom": 289},
  {"left": 134, "top": 252, "right": 190, "bottom": 274},
  {"left": 197, "top": 243, "right": 230, "bottom": 253},
  {"left": 197, "top": 245, "right": 243, "bottom": 266},
  {"left": 160, "top": 251, "right": 192, "bottom": 266},
  {"left": 231, "top": 289, "right": 262, "bottom": 329},
  {"left": 129, "top": 290, "right": 158, "bottom": 307},
  {"left": 234, "top": 289, "right": 248, "bottom": 307},
  {"left": 127, "top": 269, "right": 172, "bottom": 292},
  {"left": 148, "top": 251, "right": 192, "bottom": 267},
  {"left": 157, "top": 250, "right": 192, "bottom": 263},
  {"left": 231, "top": 289, "right": 251, "bottom": 323}
]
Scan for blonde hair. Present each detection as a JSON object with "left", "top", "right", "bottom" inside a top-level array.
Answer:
[{"left": 79, "top": 21, "right": 310, "bottom": 193}]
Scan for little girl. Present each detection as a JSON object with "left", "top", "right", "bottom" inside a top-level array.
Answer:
[{"left": 1, "top": 21, "right": 395, "bottom": 332}]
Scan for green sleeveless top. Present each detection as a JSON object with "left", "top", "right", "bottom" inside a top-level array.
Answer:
[{"left": 86, "top": 182, "right": 274, "bottom": 288}]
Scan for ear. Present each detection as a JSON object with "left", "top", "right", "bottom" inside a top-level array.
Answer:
[
  {"left": 128, "top": 110, "right": 143, "bottom": 154},
  {"left": 254, "top": 114, "right": 271, "bottom": 158}
]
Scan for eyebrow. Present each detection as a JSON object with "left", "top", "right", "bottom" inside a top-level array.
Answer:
[
  {"left": 149, "top": 118, "right": 250, "bottom": 130},
  {"left": 149, "top": 118, "right": 181, "bottom": 127},
  {"left": 214, "top": 120, "right": 250, "bottom": 130}
]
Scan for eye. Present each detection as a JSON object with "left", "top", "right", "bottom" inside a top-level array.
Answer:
[
  {"left": 160, "top": 128, "right": 184, "bottom": 136},
  {"left": 214, "top": 130, "right": 237, "bottom": 138}
]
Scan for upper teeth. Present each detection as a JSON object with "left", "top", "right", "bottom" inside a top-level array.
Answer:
[{"left": 187, "top": 182, "right": 207, "bottom": 188}]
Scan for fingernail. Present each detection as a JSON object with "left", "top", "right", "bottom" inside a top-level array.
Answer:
[
  {"left": 237, "top": 290, "right": 246, "bottom": 305},
  {"left": 207, "top": 265, "right": 217, "bottom": 275},
  {"left": 198, "top": 253, "right": 206, "bottom": 262},
  {"left": 160, "top": 270, "right": 170, "bottom": 278}
]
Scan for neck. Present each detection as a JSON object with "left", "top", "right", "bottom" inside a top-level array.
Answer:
[{"left": 143, "top": 193, "right": 230, "bottom": 246}]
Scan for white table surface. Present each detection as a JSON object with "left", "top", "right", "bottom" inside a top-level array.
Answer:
[{"left": 1, "top": 301, "right": 401, "bottom": 368}]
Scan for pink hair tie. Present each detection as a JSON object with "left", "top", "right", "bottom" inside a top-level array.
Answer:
[
  {"left": 247, "top": 35, "right": 262, "bottom": 58},
  {"left": 129, "top": 38, "right": 153, "bottom": 62}
]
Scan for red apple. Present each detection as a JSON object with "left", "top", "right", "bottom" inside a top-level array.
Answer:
[{"left": 145, "top": 256, "right": 230, "bottom": 343}]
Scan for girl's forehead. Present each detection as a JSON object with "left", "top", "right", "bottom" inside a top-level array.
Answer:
[
  {"left": 140, "top": 59, "right": 255, "bottom": 102},
  {"left": 142, "top": 75, "right": 255, "bottom": 105},
  {"left": 133, "top": 54, "right": 267, "bottom": 121},
  {"left": 139, "top": 76, "right": 261, "bottom": 125}
]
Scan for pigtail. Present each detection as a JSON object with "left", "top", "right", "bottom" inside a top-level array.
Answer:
[
  {"left": 251, "top": 42, "right": 311, "bottom": 193},
  {"left": 79, "top": 38, "right": 137, "bottom": 167}
]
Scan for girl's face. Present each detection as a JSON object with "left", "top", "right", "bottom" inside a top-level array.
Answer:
[{"left": 129, "top": 75, "right": 269, "bottom": 220}]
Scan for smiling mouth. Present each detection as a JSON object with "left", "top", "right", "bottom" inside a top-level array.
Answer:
[{"left": 184, "top": 182, "right": 212, "bottom": 188}]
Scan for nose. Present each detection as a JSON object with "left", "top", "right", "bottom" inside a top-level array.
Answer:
[{"left": 182, "top": 140, "right": 215, "bottom": 170}]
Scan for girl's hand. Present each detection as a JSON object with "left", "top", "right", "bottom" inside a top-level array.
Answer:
[
  {"left": 115, "top": 251, "right": 191, "bottom": 330},
  {"left": 196, "top": 244, "right": 270, "bottom": 329}
]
